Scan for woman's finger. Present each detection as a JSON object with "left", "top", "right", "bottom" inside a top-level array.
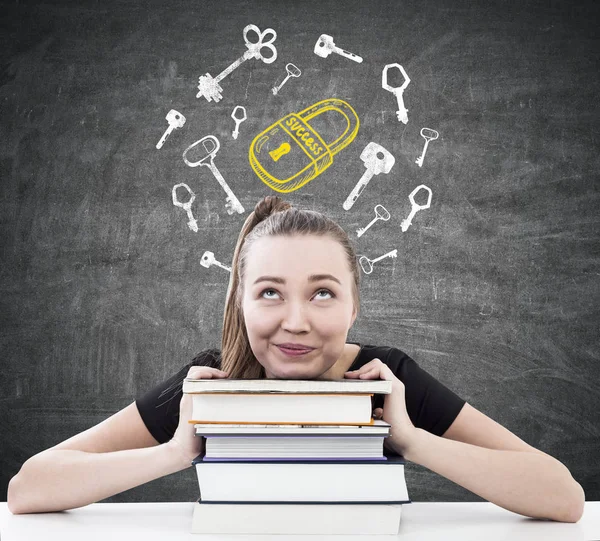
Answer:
[
  {"left": 359, "top": 368, "right": 380, "bottom": 379},
  {"left": 187, "top": 367, "right": 229, "bottom": 378},
  {"left": 345, "top": 358, "right": 382, "bottom": 376}
]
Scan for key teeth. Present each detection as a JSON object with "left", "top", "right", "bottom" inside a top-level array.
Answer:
[{"left": 197, "top": 75, "right": 223, "bottom": 102}]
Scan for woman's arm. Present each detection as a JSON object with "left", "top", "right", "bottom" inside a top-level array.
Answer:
[
  {"left": 403, "top": 404, "right": 585, "bottom": 523},
  {"left": 8, "top": 365, "right": 228, "bottom": 514},
  {"left": 7, "top": 403, "right": 192, "bottom": 514},
  {"left": 346, "top": 360, "right": 585, "bottom": 523}
]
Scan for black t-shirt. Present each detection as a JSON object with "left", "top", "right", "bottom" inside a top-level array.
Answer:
[{"left": 135, "top": 342, "right": 466, "bottom": 456}]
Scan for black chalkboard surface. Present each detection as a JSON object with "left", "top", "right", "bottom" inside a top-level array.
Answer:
[{"left": 1, "top": 0, "right": 598, "bottom": 504}]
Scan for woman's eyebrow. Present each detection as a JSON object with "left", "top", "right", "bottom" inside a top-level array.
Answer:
[{"left": 253, "top": 274, "right": 341, "bottom": 285}]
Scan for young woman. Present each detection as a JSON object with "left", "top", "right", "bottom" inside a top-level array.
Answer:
[{"left": 8, "top": 195, "right": 584, "bottom": 521}]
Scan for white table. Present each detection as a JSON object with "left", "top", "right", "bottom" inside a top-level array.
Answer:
[{"left": 2, "top": 501, "right": 599, "bottom": 540}]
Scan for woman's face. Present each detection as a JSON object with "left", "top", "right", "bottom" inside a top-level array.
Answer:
[{"left": 242, "top": 234, "right": 357, "bottom": 379}]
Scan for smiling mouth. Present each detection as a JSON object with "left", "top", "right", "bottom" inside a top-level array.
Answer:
[{"left": 276, "top": 344, "right": 315, "bottom": 356}]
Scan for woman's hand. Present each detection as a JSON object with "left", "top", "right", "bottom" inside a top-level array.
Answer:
[
  {"left": 167, "top": 366, "right": 229, "bottom": 467},
  {"left": 345, "top": 358, "right": 418, "bottom": 456}
]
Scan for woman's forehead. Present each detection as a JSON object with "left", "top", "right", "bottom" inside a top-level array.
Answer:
[{"left": 244, "top": 235, "right": 350, "bottom": 281}]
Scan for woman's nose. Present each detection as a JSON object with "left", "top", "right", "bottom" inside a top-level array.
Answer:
[{"left": 280, "top": 302, "right": 310, "bottom": 332}]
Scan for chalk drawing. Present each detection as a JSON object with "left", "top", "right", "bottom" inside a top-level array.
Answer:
[
  {"left": 272, "top": 63, "right": 301, "bottom": 95},
  {"left": 343, "top": 142, "right": 395, "bottom": 210},
  {"left": 359, "top": 249, "right": 397, "bottom": 275},
  {"left": 200, "top": 250, "right": 232, "bottom": 273},
  {"left": 249, "top": 98, "right": 360, "bottom": 193},
  {"left": 183, "top": 135, "right": 245, "bottom": 215},
  {"left": 156, "top": 110, "right": 185, "bottom": 149},
  {"left": 314, "top": 34, "right": 363, "bottom": 63},
  {"left": 231, "top": 106, "right": 247, "bottom": 139},
  {"left": 356, "top": 204, "right": 391, "bottom": 238},
  {"left": 415, "top": 128, "right": 439, "bottom": 167},
  {"left": 171, "top": 183, "right": 198, "bottom": 232},
  {"left": 400, "top": 184, "right": 432, "bottom": 232},
  {"left": 382, "top": 63, "right": 410, "bottom": 124},
  {"left": 196, "top": 24, "right": 277, "bottom": 102}
]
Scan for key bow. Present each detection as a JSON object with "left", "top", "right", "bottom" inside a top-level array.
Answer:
[
  {"left": 183, "top": 135, "right": 220, "bottom": 167},
  {"left": 243, "top": 24, "right": 277, "bottom": 64}
]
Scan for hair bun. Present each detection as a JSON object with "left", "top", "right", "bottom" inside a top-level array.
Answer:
[{"left": 253, "top": 195, "right": 292, "bottom": 221}]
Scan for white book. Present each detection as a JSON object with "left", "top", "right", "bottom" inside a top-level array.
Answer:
[
  {"left": 189, "top": 392, "right": 375, "bottom": 425},
  {"left": 192, "top": 457, "right": 409, "bottom": 503},
  {"left": 194, "top": 419, "right": 392, "bottom": 435},
  {"left": 204, "top": 436, "right": 387, "bottom": 459},
  {"left": 192, "top": 501, "right": 403, "bottom": 535},
  {"left": 183, "top": 377, "right": 392, "bottom": 394}
]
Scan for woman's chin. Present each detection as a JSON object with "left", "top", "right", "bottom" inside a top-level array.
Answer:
[{"left": 266, "top": 363, "right": 321, "bottom": 380}]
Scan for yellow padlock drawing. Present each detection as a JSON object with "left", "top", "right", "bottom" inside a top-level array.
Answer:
[{"left": 249, "top": 98, "right": 360, "bottom": 193}]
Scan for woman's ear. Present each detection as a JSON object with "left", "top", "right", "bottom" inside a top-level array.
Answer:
[{"left": 350, "top": 305, "right": 358, "bottom": 328}]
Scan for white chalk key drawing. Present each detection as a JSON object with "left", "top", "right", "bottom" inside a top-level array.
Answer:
[
  {"left": 156, "top": 110, "right": 186, "bottom": 149},
  {"left": 172, "top": 183, "right": 198, "bottom": 232},
  {"left": 359, "top": 249, "right": 397, "bottom": 275},
  {"left": 382, "top": 63, "right": 410, "bottom": 124},
  {"left": 200, "top": 250, "right": 232, "bottom": 273},
  {"left": 231, "top": 106, "right": 247, "bottom": 140},
  {"left": 400, "top": 184, "right": 432, "bottom": 232},
  {"left": 356, "top": 204, "right": 390, "bottom": 238},
  {"left": 182, "top": 135, "right": 245, "bottom": 215},
  {"left": 197, "top": 24, "right": 277, "bottom": 102},
  {"left": 314, "top": 34, "right": 363, "bottom": 63},
  {"left": 272, "top": 63, "right": 301, "bottom": 95},
  {"left": 415, "top": 128, "right": 439, "bottom": 167},
  {"left": 343, "top": 142, "right": 395, "bottom": 211}
]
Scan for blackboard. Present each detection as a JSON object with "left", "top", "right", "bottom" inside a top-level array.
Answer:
[{"left": 1, "top": 0, "right": 598, "bottom": 504}]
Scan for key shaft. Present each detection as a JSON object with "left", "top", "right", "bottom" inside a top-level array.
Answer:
[
  {"left": 343, "top": 168, "right": 374, "bottom": 211},
  {"left": 333, "top": 46, "right": 363, "bottom": 63},
  {"left": 356, "top": 204, "right": 390, "bottom": 237},
  {"left": 401, "top": 206, "right": 419, "bottom": 231},
  {"left": 203, "top": 159, "right": 245, "bottom": 215},
  {"left": 357, "top": 216, "right": 378, "bottom": 237},
  {"left": 215, "top": 52, "right": 249, "bottom": 83},
  {"left": 156, "top": 125, "right": 175, "bottom": 149},
  {"left": 272, "top": 74, "right": 291, "bottom": 94},
  {"left": 372, "top": 249, "right": 398, "bottom": 264},
  {"left": 416, "top": 139, "right": 431, "bottom": 167},
  {"left": 214, "top": 260, "right": 232, "bottom": 272},
  {"left": 183, "top": 204, "right": 198, "bottom": 232},
  {"left": 207, "top": 160, "right": 239, "bottom": 201},
  {"left": 394, "top": 89, "right": 408, "bottom": 124}
]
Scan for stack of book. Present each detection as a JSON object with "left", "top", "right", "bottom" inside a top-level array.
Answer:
[{"left": 182, "top": 377, "right": 411, "bottom": 535}]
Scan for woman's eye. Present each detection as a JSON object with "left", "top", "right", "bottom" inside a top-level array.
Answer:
[
  {"left": 261, "top": 289, "right": 280, "bottom": 299},
  {"left": 315, "top": 289, "right": 334, "bottom": 300}
]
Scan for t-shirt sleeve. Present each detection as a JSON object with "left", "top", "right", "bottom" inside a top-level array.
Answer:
[
  {"left": 376, "top": 347, "right": 466, "bottom": 437},
  {"left": 135, "top": 349, "right": 221, "bottom": 444}
]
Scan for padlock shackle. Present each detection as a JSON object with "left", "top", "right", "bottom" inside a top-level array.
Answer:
[{"left": 298, "top": 99, "right": 360, "bottom": 156}]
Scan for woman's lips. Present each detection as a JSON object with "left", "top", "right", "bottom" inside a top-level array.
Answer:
[{"left": 276, "top": 345, "right": 315, "bottom": 357}]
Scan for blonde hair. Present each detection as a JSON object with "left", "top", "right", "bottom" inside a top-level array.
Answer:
[{"left": 220, "top": 195, "right": 361, "bottom": 379}]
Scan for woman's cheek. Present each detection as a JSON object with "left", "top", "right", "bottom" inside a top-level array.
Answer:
[{"left": 245, "top": 305, "right": 277, "bottom": 335}]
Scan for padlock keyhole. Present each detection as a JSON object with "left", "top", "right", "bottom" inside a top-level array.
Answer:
[{"left": 269, "top": 142, "right": 292, "bottom": 162}]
